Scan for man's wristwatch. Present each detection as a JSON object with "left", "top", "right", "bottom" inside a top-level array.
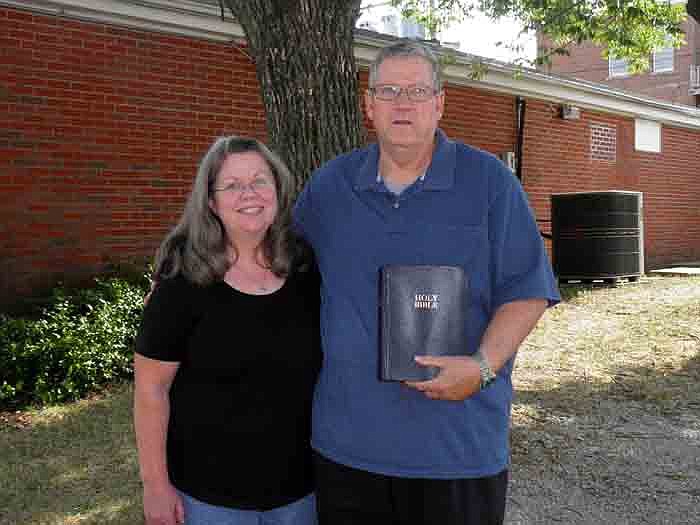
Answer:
[{"left": 473, "top": 348, "right": 497, "bottom": 389}]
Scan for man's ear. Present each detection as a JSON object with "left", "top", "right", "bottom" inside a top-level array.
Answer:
[
  {"left": 436, "top": 91, "right": 445, "bottom": 120},
  {"left": 364, "top": 89, "right": 375, "bottom": 122}
]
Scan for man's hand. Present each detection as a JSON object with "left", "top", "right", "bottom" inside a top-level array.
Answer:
[
  {"left": 406, "top": 298, "right": 548, "bottom": 401},
  {"left": 404, "top": 355, "right": 482, "bottom": 401}
]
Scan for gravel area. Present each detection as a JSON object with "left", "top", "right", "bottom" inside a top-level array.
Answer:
[
  {"left": 504, "top": 277, "right": 700, "bottom": 525},
  {"left": 507, "top": 399, "right": 700, "bottom": 524}
]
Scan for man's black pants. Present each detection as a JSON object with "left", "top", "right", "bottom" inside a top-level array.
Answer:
[{"left": 313, "top": 452, "right": 508, "bottom": 525}]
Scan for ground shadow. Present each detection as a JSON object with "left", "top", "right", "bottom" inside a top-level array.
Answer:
[{"left": 507, "top": 337, "right": 699, "bottom": 524}]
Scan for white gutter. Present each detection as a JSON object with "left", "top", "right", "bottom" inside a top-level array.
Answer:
[
  {"left": 450, "top": 60, "right": 700, "bottom": 131},
  {"left": 0, "top": 0, "right": 245, "bottom": 41},
  {"left": 5, "top": 0, "right": 700, "bottom": 130}
]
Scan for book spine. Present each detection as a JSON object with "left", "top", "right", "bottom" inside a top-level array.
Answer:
[{"left": 380, "top": 270, "right": 391, "bottom": 380}]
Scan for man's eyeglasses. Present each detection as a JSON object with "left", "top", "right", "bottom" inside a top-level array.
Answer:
[
  {"left": 370, "top": 84, "right": 438, "bottom": 102},
  {"left": 213, "top": 176, "right": 275, "bottom": 196}
]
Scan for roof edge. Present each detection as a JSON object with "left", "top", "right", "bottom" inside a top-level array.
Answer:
[
  {"left": 0, "top": 0, "right": 246, "bottom": 41},
  {"left": 355, "top": 29, "right": 700, "bottom": 131},
  {"left": 4, "top": 1, "right": 700, "bottom": 130}
]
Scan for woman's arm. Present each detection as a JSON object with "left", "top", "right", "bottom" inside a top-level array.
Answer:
[{"left": 133, "top": 353, "right": 184, "bottom": 525}]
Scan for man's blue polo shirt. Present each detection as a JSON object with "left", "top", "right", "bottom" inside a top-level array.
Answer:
[{"left": 294, "top": 130, "right": 560, "bottom": 478}]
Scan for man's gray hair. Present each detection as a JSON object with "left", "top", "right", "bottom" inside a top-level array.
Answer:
[{"left": 368, "top": 40, "right": 442, "bottom": 91}]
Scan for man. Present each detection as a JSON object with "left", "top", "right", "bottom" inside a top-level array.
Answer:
[{"left": 294, "top": 41, "right": 560, "bottom": 525}]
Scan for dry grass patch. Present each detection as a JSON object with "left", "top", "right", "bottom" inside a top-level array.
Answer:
[
  {"left": 515, "top": 276, "right": 700, "bottom": 411},
  {"left": 507, "top": 276, "right": 700, "bottom": 524}
]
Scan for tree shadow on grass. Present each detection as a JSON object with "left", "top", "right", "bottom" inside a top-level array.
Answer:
[
  {"left": 0, "top": 383, "right": 142, "bottom": 525},
  {"left": 514, "top": 348, "right": 700, "bottom": 415},
  {"left": 518, "top": 276, "right": 700, "bottom": 416}
]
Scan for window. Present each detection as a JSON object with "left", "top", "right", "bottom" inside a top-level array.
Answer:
[
  {"left": 635, "top": 119, "right": 661, "bottom": 153},
  {"left": 609, "top": 56, "right": 629, "bottom": 77},
  {"left": 652, "top": 46, "right": 674, "bottom": 73},
  {"left": 400, "top": 18, "right": 425, "bottom": 39},
  {"left": 381, "top": 14, "right": 399, "bottom": 36}
]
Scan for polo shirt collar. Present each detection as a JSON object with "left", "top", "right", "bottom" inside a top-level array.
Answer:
[{"left": 355, "top": 128, "right": 456, "bottom": 191}]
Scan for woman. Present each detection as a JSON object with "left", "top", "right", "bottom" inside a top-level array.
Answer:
[{"left": 133, "top": 136, "right": 321, "bottom": 525}]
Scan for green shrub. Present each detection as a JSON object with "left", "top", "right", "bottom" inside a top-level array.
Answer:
[{"left": 0, "top": 277, "right": 148, "bottom": 409}]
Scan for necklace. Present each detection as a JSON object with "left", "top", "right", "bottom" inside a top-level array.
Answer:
[
  {"left": 255, "top": 272, "right": 269, "bottom": 293},
  {"left": 229, "top": 263, "right": 272, "bottom": 294}
]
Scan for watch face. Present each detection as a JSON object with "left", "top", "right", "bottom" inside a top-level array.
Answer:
[
  {"left": 474, "top": 350, "right": 495, "bottom": 388},
  {"left": 479, "top": 362, "right": 496, "bottom": 389}
]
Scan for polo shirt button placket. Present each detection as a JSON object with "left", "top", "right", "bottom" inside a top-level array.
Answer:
[{"left": 392, "top": 200, "right": 400, "bottom": 209}]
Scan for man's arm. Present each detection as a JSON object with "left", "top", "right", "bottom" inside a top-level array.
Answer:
[{"left": 406, "top": 298, "right": 547, "bottom": 401}]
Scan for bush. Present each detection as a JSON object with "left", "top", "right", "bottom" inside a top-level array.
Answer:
[{"left": 0, "top": 277, "right": 148, "bottom": 409}]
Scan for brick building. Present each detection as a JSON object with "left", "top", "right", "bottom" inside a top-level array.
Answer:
[
  {"left": 539, "top": 4, "right": 700, "bottom": 108},
  {"left": 2, "top": 0, "right": 700, "bottom": 311}
]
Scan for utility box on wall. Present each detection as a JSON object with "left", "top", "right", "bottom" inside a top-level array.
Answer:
[{"left": 551, "top": 191, "right": 644, "bottom": 283}]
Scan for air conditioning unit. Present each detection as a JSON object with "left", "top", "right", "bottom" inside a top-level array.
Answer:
[{"left": 551, "top": 191, "right": 644, "bottom": 283}]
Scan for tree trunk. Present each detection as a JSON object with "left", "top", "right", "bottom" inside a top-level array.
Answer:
[{"left": 223, "top": 0, "right": 365, "bottom": 191}]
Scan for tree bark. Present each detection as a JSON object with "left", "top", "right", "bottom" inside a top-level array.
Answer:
[{"left": 223, "top": 0, "right": 365, "bottom": 191}]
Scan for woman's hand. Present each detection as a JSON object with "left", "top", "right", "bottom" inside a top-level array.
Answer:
[
  {"left": 143, "top": 481, "right": 185, "bottom": 525},
  {"left": 143, "top": 279, "right": 157, "bottom": 306}
]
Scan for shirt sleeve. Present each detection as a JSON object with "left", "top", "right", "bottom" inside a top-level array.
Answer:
[
  {"left": 489, "top": 167, "right": 561, "bottom": 311},
  {"left": 134, "top": 275, "right": 200, "bottom": 362}
]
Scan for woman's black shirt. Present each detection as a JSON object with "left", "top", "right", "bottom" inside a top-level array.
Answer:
[{"left": 135, "top": 266, "right": 321, "bottom": 510}]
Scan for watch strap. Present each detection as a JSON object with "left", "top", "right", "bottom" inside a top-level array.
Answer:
[{"left": 473, "top": 348, "right": 497, "bottom": 389}]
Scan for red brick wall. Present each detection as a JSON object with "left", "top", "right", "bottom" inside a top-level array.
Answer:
[
  {"left": 2, "top": 6, "right": 699, "bottom": 309},
  {"left": 520, "top": 100, "right": 700, "bottom": 269},
  {"left": 540, "top": 19, "right": 700, "bottom": 108},
  {"left": 0, "top": 7, "right": 265, "bottom": 309},
  {"left": 640, "top": 124, "right": 700, "bottom": 265}
]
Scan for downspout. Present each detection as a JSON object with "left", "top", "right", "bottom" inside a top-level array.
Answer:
[
  {"left": 515, "top": 96, "right": 525, "bottom": 182},
  {"left": 515, "top": 95, "right": 553, "bottom": 241}
]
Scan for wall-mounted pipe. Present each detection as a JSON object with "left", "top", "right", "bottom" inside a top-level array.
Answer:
[{"left": 515, "top": 96, "right": 526, "bottom": 182}]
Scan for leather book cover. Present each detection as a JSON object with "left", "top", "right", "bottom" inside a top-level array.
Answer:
[{"left": 379, "top": 265, "right": 467, "bottom": 382}]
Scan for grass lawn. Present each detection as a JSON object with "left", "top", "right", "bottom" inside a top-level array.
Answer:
[
  {"left": 1, "top": 275, "right": 699, "bottom": 525},
  {"left": 0, "top": 383, "right": 141, "bottom": 525}
]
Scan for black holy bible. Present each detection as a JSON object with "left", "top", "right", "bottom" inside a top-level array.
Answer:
[{"left": 379, "top": 265, "right": 467, "bottom": 382}]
